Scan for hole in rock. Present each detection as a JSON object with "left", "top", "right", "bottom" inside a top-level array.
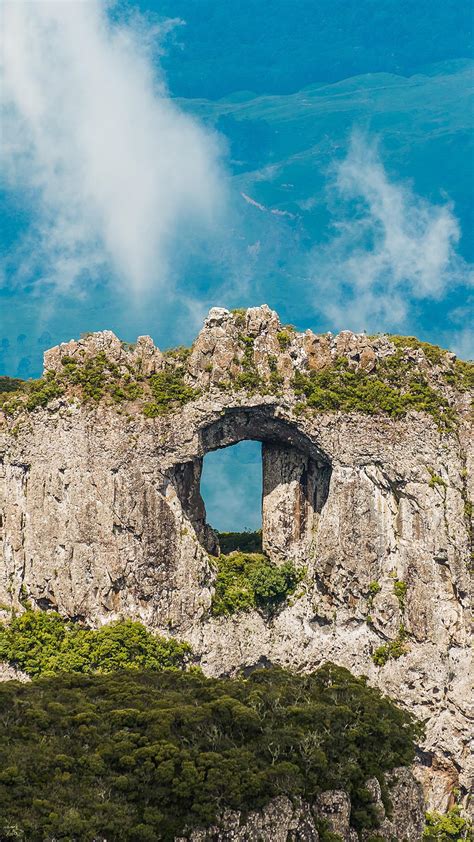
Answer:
[
  {"left": 200, "top": 441, "right": 263, "bottom": 554},
  {"left": 172, "top": 409, "right": 332, "bottom": 561}
]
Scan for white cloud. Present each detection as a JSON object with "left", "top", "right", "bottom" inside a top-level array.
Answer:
[
  {"left": 0, "top": 0, "right": 225, "bottom": 295},
  {"left": 308, "top": 133, "right": 473, "bottom": 331}
]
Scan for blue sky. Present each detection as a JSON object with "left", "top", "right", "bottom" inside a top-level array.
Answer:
[{"left": 1, "top": 0, "right": 472, "bottom": 529}]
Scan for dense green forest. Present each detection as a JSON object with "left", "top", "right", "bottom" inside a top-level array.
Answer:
[{"left": 0, "top": 662, "right": 421, "bottom": 841}]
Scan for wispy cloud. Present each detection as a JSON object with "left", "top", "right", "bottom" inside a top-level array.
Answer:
[
  {"left": 0, "top": 0, "right": 225, "bottom": 296},
  {"left": 308, "top": 133, "right": 473, "bottom": 332}
]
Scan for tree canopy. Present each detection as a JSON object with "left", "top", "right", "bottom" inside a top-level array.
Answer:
[{"left": 0, "top": 663, "right": 422, "bottom": 841}]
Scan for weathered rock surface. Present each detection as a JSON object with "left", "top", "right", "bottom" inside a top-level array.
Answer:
[
  {"left": 0, "top": 661, "right": 29, "bottom": 682},
  {"left": 0, "top": 305, "right": 472, "bottom": 817},
  {"left": 175, "top": 768, "right": 424, "bottom": 841}
]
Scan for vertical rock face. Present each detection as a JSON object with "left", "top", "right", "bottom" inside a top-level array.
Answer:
[
  {"left": 0, "top": 305, "right": 472, "bottom": 814},
  {"left": 262, "top": 443, "right": 331, "bottom": 562}
]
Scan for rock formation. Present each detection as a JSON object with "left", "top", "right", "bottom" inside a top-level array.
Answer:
[
  {"left": 176, "top": 768, "right": 425, "bottom": 841},
  {"left": 0, "top": 305, "right": 472, "bottom": 819}
]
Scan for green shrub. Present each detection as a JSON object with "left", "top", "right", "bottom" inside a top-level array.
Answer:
[
  {"left": 423, "top": 806, "right": 474, "bottom": 841},
  {"left": 60, "top": 353, "right": 143, "bottom": 405},
  {"left": 211, "top": 552, "right": 302, "bottom": 616},
  {"left": 0, "top": 611, "right": 190, "bottom": 677},
  {"left": 316, "top": 818, "right": 345, "bottom": 841},
  {"left": 25, "top": 375, "right": 64, "bottom": 410},
  {"left": 163, "top": 345, "right": 192, "bottom": 363},
  {"left": 388, "top": 336, "right": 447, "bottom": 366},
  {"left": 0, "top": 393, "right": 25, "bottom": 414},
  {"left": 217, "top": 530, "right": 263, "bottom": 554},
  {"left": 143, "top": 368, "right": 199, "bottom": 416},
  {"left": 234, "top": 367, "right": 262, "bottom": 391},
  {"left": 0, "top": 662, "right": 422, "bottom": 841},
  {"left": 428, "top": 469, "right": 447, "bottom": 489},
  {"left": 277, "top": 329, "right": 293, "bottom": 350},
  {"left": 393, "top": 580, "right": 408, "bottom": 611},
  {"left": 372, "top": 626, "right": 408, "bottom": 667},
  {"left": 231, "top": 308, "right": 246, "bottom": 327},
  {"left": 110, "top": 380, "right": 143, "bottom": 403},
  {"left": 0, "top": 376, "right": 24, "bottom": 393},
  {"left": 447, "top": 359, "right": 474, "bottom": 393},
  {"left": 234, "top": 335, "right": 262, "bottom": 392},
  {"left": 292, "top": 357, "right": 457, "bottom": 429},
  {"left": 60, "top": 352, "right": 118, "bottom": 401},
  {"left": 367, "top": 581, "right": 381, "bottom": 612}
]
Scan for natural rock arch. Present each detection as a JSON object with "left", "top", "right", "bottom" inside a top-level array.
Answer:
[{"left": 169, "top": 407, "right": 332, "bottom": 561}]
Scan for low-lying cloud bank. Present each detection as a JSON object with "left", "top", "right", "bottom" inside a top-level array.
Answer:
[
  {"left": 1, "top": 0, "right": 224, "bottom": 295},
  {"left": 308, "top": 133, "right": 473, "bottom": 333}
]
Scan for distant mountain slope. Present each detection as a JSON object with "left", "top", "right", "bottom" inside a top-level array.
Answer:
[
  {"left": 149, "top": 0, "right": 473, "bottom": 99},
  {"left": 182, "top": 60, "right": 473, "bottom": 259}
]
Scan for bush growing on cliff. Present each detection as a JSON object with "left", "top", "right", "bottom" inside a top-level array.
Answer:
[
  {"left": 25, "top": 373, "right": 64, "bottom": 410},
  {"left": 0, "top": 663, "right": 422, "bottom": 841},
  {"left": 423, "top": 807, "right": 474, "bottom": 841},
  {"left": 143, "top": 368, "right": 199, "bottom": 416},
  {"left": 372, "top": 626, "right": 408, "bottom": 667},
  {"left": 0, "top": 611, "right": 190, "bottom": 677},
  {"left": 211, "top": 552, "right": 302, "bottom": 615},
  {"left": 0, "top": 373, "right": 64, "bottom": 413}
]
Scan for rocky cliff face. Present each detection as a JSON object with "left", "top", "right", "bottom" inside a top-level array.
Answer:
[
  {"left": 0, "top": 305, "right": 472, "bottom": 818},
  {"left": 176, "top": 768, "right": 425, "bottom": 841}
]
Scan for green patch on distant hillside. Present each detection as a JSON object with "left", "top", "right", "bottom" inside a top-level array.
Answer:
[
  {"left": 0, "top": 611, "right": 190, "bottom": 678},
  {"left": 0, "top": 376, "right": 24, "bottom": 393},
  {"left": 211, "top": 552, "right": 302, "bottom": 616},
  {"left": 217, "top": 529, "right": 263, "bottom": 554},
  {"left": 0, "top": 663, "right": 422, "bottom": 841}
]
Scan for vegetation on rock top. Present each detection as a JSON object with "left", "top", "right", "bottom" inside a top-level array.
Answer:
[
  {"left": 292, "top": 355, "right": 458, "bottom": 429},
  {"left": 143, "top": 368, "right": 199, "bottom": 417},
  {"left": 0, "top": 662, "right": 422, "bottom": 841},
  {"left": 1, "top": 320, "right": 472, "bottom": 428}
]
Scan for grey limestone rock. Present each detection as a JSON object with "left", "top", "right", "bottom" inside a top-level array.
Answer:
[
  {"left": 0, "top": 305, "right": 472, "bottom": 817},
  {"left": 175, "top": 772, "right": 425, "bottom": 841}
]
